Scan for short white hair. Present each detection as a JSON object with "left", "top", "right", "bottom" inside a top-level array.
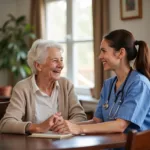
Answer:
[{"left": 27, "top": 39, "right": 63, "bottom": 74}]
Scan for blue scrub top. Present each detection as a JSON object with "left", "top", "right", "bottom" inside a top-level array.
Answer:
[{"left": 94, "top": 70, "right": 150, "bottom": 132}]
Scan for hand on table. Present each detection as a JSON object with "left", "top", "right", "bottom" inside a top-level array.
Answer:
[
  {"left": 51, "top": 113, "right": 69, "bottom": 134},
  {"left": 36, "top": 113, "right": 62, "bottom": 133},
  {"left": 63, "top": 120, "right": 82, "bottom": 135}
]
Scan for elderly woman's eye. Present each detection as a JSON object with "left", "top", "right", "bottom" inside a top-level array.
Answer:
[{"left": 52, "top": 59, "right": 57, "bottom": 62}]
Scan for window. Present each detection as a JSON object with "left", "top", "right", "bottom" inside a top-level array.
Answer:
[{"left": 45, "top": 0, "right": 94, "bottom": 95}]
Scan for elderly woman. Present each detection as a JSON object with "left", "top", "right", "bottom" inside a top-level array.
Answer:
[{"left": 0, "top": 39, "right": 86, "bottom": 134}]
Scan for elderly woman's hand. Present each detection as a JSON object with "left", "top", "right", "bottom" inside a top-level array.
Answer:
[
  {"left": 50, "top": 114, "right": 68, "bottom": 133},
  {"left": 35, "top": 113, "right": 61, "bottom": 133},
  {"left": 64, "top": 120, "right": 83, "bottom": 135}
]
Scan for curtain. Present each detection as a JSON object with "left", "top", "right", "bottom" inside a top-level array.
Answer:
[
  {"left": 92, "top": 0, "right": 110, "bottom": 99},
  {"left": 30, "top": 0, "right": 45, "bottom": 39}
]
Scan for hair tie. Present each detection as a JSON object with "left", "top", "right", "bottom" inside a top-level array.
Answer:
[{"left": 134, "top": 40, "right": 139, "bottom": 45}]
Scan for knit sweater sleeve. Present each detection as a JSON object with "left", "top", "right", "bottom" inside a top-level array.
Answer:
[
  {"left": 68, "top": 83, "right": 87, "bottom": 122},
  {"left": 58, "top": 77, "right": 87, "bottom": 123},
  {"left": 0, "top": 80, "right": 32, "bottom": 134}
]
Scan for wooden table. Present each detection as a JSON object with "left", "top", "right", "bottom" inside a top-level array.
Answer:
[
  {"left": 0, "top": 96, "right": 10, "bottom": 101},
  {"left": 0, "top": 133, "right": 127, "bottom": 150}
]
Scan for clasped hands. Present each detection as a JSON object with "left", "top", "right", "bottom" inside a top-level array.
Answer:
[
  {"left": 30, "top": 112, "right": 82, "bottom": 135},
  {"left": 37, "top": 112, "right": 69, "bottom": 134}
]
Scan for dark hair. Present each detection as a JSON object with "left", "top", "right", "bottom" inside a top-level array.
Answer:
[{"left": 104, "top": 29, "right": 150, "bottom": 79}]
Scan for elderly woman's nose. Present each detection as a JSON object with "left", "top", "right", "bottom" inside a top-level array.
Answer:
[{"left": 58, "top": 60, "right": 63, "bottom": 67}]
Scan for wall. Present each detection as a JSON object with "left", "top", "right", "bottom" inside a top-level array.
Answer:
[
  {"left": 109, "top": 0, "right": 150, "bottom": 45},
  {"left": 0, "top": 0, "right": 30, "bottom": 86},
  {"left": 16, "top": 0, "right": 30, "bottom": 20},
  {"left": 0, "top": 0, "right": 30, "bottom": 25},
  {"left": 0, "top": 0, "right": 17, "bottom": 26}
]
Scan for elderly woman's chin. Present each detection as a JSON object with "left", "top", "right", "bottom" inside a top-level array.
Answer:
[{"left": 51, "top": 73, "right": 61, "bottom": 81}]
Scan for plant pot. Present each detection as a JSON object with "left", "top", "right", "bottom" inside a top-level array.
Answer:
[{"left": 0, "top": 86, "right": 12, "bottom": 97}]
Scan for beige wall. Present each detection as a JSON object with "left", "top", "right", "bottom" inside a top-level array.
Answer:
[
  {"left": 0, "top": 0, "right": 17, "bottom": 24},
  {"left": 109, "top": 0, "right": 150, "bottom": 45},
  {"left": 0, "top": 0, "right": 30, "bottom": 25}
]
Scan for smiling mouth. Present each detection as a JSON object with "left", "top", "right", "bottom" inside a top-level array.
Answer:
[{"left": 53, "top": 70, "right": 61, "bottom": 73}]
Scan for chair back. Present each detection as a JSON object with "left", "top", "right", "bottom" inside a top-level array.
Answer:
[
  {"left": 126, "top": 129, "right": 150, "bottom": 150},
  {"left": 0, "top": 101, "right": 9, "bottom": 120}
]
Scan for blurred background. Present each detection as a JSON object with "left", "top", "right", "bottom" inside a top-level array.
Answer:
[{"left": 0, "top": 0, "right": 149, "bottom": 100}]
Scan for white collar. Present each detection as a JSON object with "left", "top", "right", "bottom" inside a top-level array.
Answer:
[{"left": 31, "top": 75, "right": 59, "bottom": 93}]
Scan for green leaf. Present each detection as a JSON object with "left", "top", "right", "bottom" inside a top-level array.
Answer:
[
  {"left": 8, "top": 14, "right": 16, "bottom": 21},
  {"left": 8, "top": 43, "right": 15, "bottom": 49},
  {"left": 16, "top": 16, "right": 26, "bottom": 25},
  {"left": 24, "top": 24, "right": 32, "bottom": 31},
  {"left": 17, "top": 51, "right": 26, "bottom": 61},
  {"left": 2, "top": 20, "right": 11, "bottom": 32},
  {"left": 19, "top": 66, "right": 26, "bottom": 78},
  {"left": 12, "top": 66, "right": 17, "bottom": 72},
  {"left": 23, "top": 65, "right": 31, "bottom": 75},
  {"left": 28, "top": 33, "right": 36, "bottom": 39}
]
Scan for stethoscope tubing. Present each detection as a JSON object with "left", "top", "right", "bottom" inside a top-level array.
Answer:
[{"left": 103, "top": 68, "right": 132, "bottom": 119}]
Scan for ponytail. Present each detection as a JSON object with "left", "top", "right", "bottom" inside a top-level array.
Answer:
[{"left": 134, "top": 40, "right": 150, "bottom": 79}]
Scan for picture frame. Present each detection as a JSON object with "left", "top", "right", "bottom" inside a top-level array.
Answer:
[{"left": 120, "top": 0, "right": 142, "bottom": 20}]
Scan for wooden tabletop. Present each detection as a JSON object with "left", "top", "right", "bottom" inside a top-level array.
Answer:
[
  {"left": 0, "top": 96, "right": 10, "bottom": 101},
  {"left": 0, "top": 133, "right": 127, "bottom": 150}
]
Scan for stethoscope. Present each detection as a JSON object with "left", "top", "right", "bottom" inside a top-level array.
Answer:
[{"left": 103, "top": 68, "right": 132, "bottom": 120}]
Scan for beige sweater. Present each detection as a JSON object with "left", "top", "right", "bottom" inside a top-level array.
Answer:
[{"left": 0, "top": 76, "right": 87, "bottom": 134}]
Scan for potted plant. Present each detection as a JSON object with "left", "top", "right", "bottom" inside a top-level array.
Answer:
[{"left": 0, "top": 14, "right": 36, "bottom": 96}]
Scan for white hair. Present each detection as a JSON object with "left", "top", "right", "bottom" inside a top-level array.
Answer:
[{"left": 27, "top": 39, "right": 63, "bottom": 74}]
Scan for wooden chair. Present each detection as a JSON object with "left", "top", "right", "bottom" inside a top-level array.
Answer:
[
  {"left": 0, "top": 101, "right": 9, "bottom": 120},
  {"left": 125, "top": 129, "right": 150, "bottom": 150}
]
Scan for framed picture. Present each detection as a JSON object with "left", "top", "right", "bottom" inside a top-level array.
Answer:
[{"left": 120, "top": 0, "right": 142, "bottom": 20}]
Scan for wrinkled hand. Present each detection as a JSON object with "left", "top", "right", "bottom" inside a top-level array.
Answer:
[
  {"left": 51, "top": 114, "right": 69, "bottom": 134},
  {"left": 64, "top": 120, "right": 82, "bottom": 135},
  {"left": 37, "top": 113, "right": 61, "bottom": 133}
]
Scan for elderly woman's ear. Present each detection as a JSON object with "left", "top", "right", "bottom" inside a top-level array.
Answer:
[{"left": 34, "top": 61, "right": 42, "bottom": 72}]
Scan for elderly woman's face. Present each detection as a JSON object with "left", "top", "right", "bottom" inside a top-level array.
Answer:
[{"left": 39, "top": 47, "right": 64, "bottom": 81}]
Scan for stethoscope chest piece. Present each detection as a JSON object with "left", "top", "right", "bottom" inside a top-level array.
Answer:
[{"left": 103, "top": 101, "right": 109, "bottom": 110}]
